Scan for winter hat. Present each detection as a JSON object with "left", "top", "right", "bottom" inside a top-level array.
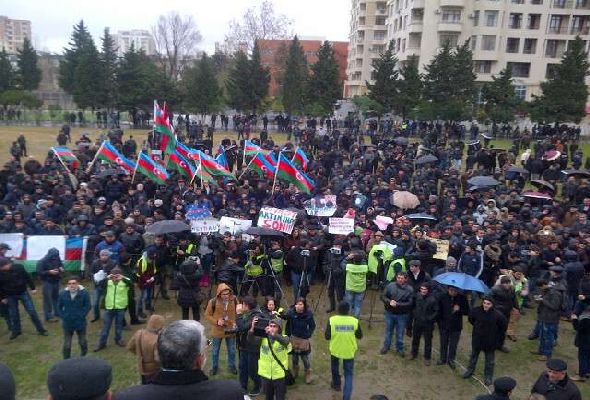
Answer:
[
  {"left": 0, "top": 362, "right": 15, "bottom": 400},
  {"left": 446, "top": 256, "right": 457, "bottom": 267},
  {"left": 47, "top": 357, "right": 112, "bottom": 400}
]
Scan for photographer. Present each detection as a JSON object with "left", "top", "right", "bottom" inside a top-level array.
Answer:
[
  {"left": 204, "top": 283, "right": 238, "bottom": 376},
  {"left": 241, "top": 242, "right": 266, "bottom": 297},
  {"left": 249, "top": 317, "right": 292, "bottom": 400},
  {"left": 344, "top": 250, "right": 369, "bottom": 318},
  {"left": 325, "top": 239, "right": 346, "bottom": 313},
  {"left": 262, "top": 240, "right": 285, "bottom": 303}
]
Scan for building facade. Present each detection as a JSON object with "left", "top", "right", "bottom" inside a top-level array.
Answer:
[
  {"left": 344, "top": 0, "right": 590, "bottom": 101},
  {"left": 0, "top": 16, "right": 32, "bottom": 54},
  {"left": 112, "top": 29, "right": 156, "bottom": 57},
  {"left": 257, "top": 38, "right": 349, "bottom": 98}
]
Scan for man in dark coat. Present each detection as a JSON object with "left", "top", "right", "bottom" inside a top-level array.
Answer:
[
  {"left": 410, "top": 283, "right": 438, "bottom": 365},
  {"left": 475, "top": 376, "right": 517, "bottom": 400},
  {"left": 113, "top": 320, "right": 244, "bottom": 400},
  {"left": 491, "top": 276, "right": 519, "bottom": 353},
  {"left": 57, "top": 276, "right": 91, "bottom": 359},
  {"left": 463, "top": 297, "right": 508, "bottom": 386},
  {"left": 531, "top": 358, "right": 582, "bottom": 400},
  {"left": 36, "top": 247, "right": 64, "bottom": 322},
  {"left": 437, "top": 286, "right": 469, "bottom": 369}
]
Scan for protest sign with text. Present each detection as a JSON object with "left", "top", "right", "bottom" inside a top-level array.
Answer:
[{"left": 258, "top": 207, "right": 297, "bottom": 234}]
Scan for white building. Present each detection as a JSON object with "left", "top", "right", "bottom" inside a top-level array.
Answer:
[
  {"left": 0, "top": 16, "right": 32, "bottom": 54},
  {"left": 112, "top": 29, "right": 156, "bottom": 57}
]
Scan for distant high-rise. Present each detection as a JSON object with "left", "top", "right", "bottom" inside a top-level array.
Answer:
[
  {"left": 0, "top": 16, "right": 32, "bottom": 54},
  {"left": 112, "top": 29, "right": 156, "bottom": 56}
]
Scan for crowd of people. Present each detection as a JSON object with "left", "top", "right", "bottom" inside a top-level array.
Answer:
[{"left": 0, "top": 118, "right": 588, "bottom": 399}]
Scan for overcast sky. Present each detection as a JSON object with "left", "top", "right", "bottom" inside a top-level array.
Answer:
[{"left": 4, "top": 0, "right": 351, "bottom": 54}]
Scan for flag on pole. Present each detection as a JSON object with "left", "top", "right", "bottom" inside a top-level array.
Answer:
[
  {"left": 197, "top": 150, "right": 235, "bottom": 179},
  {"left": 168, "top": 150, "right": 196, "bottom": 180},
  {"left": 96, "top": 142, "right": 137, "bottom": 173},
  {"left": 244, "top": 140, "right": 264, "bottom": 156},
  {"left": 215, "top": 145, "right": 229, "bottom": 169},
  {"left": 51, "top": 147, "right": 80, "bottom": 170},
  {"left": 175, "top": 142, "right": 200, "bottom": 161},
  {"left": 154, "top": 100, "right": 175, "bottom": 155},
  {"left": 136, "top": 152, "right": 170, "bottom": 184},
  {"left": 292, "top": 147, "right": 309, "bottom": 171},
  {"left": 250, "top": 153, "right": 276, "bottom": 178},
  {"left": 264, "top": 152, "right": 278, "bottom": 167},
  {"left": 277, "top": 153, "right": 315, "bottom": 194},
  {"left": 194, "top": 162, "right": 219, "bottom": 186}
]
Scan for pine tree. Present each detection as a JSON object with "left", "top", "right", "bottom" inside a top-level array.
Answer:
[
  {"left": 226, "top": 51, "right": 252, "bottom": 112},
  {"left": 531, "top": 36, "right": 589, "bottom": 124},
  {"left": 307, "top": 41, "right": 341, "bottom": 116},
  {"left": 16, "top": 37, "right": 41, "bottom": 90},
  {"left": 249, "top": 42, "right": 270, "bottom": 114},
  {"left": 482, "top": 67, "right": 520, "bottom": 123},
  {"left": 366, "top": 41, "right": 399, "bottom": 114},
  {"left": 183, "top": 53, "right": 221, "bottom": 115},
  {"left": 99, "top": 28, "right": 119, "bottom": 110},
  {"left": 59, "top": 20, "right": 94, "bottom": 93},
  {"left": 281, "top": 36, "right": 308, "bottom": 115},
  {"left": 0, "top": 48, "right": 13, "bottom": 92},
  {"left": 398, "top": 60, "right": 423, "bottom": 120}
]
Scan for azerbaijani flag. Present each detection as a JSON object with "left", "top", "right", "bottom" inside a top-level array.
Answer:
[
  {"left": 96, "top": 142, "right": 137, "bottom": 173},
  {"left": 175, "top": 142, "right": 200, "bottom": 161},
  {"left": 215, "top": 145, "right": 229, "bottom": 169},
  {"left": 250, "top": 153, "right": 276, "bottom": 178},
  {"left": 244, "top": 140, "right": 264, "bottom": 156},
  {"left": 137, "top": 152, "right": 170, "bottom": 184},
  {"left": 276, "top": 153, "right": 315, "bottom": 194},
  {"left": 292, "top": 147, "right": 309, "bottom": 171},
  {"left": 264, "top": 152, "right": 278, "bottom": 167},
  {"left": 197, "top": 150, "right": 235, "bottom": 180},
  {"left": 51, "top": 146, "right": 80, "bottom": 170},
  {"left": 168, "top": 150, "right": 196, "bottom": 180},
  {"left": 194, "top": 162, "right": 219, "bottom": 186},
  {"left": 154, "top": 100, "right": 175, "bottom": 155}
]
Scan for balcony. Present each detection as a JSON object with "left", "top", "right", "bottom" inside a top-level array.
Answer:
[
  {"left": 547, "top": 26, "right": 570, "bottom": 34},
  {"left": 412, "top": 0, "right": 425, "bottom": 8},
  {"left": 438, "top": 22, "right": 463, "bottom": 32},
  {"left": 571, "top": 26, "right": 590, "bottom": 34},
  {"left": 440, "top": 0, "right": 465, "bottom": 6},
  {"left": 409, "top": 21, "right": 424, "bottom": 32}
]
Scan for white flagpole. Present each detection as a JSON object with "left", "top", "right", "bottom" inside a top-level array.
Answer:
[
  {"left": 271, "top": 151, "right": 282, "bottom": 196},
  {"left": 85, "top": 141, "right": 105, "bottom": 174},
  {"left": 131, "top": 152, "right": 140, "bottom": 185}
]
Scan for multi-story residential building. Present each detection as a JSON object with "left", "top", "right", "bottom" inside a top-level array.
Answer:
[
  {"left": 0, "top": 16, "right": 32, "bottom": 54},
  {"left": 344, "top": 0, "right": 389, "bottom": 97},
  {"left": 112, "top": 29, "right": 156, "bottom": 57}
]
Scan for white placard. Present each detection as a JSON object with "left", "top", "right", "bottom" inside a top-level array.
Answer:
[
  {"left": 0, "top": 233, "right": 24, "bottom": 258},
  {"left": 191, "top": 219, "right": 220, "bottom": 234},
  {"left": 328, "top": 218, "right": 355, "bottom": 235},
  {"left": 219, "top": 217, "right": 253, "bottom": 235},
  {"left": 26, "top": 235, "right": 66, "bottom": 260},
  {"left": 257, "top": 207, "right": 297, "bottom": 234}
]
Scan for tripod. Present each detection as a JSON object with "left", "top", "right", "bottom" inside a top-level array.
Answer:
[
  {"left": 366, "top": 256, "right": 385, "bottom": 329},
  {"left": 266, "top": 264, "right": 285, "bottom": 304},
  {"left": 295, "top": 255, "right": 311, "bottom": 301}
]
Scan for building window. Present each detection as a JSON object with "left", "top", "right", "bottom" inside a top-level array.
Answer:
[
  {"left": 514, "top": 85, "right": 527, "bottom": 100},
  {"left": 474, "top": 60, "right": 492, "bottom": 74},
  {"left": 441, "top": 9, "right": 462, "bottom": 23},
  {"left": 553, "top": 0, "right": 567, "bottom": 7},
  {"left": 523, "top": 38, "right": 538, "bottom": 54},
  {"left": 375, "top": 16, "right": 387, "bottom": 25},
  {"left": 509, "top": 13, "right": 523, "bottom": 29},
  {"left": 506, "top": 38, "right": 520, "bottom": 53},
  {"left": 508, "top": 62, "right": 531, "bottom": 77},
  {"left": 482, "top": 35, "right": 496, "bottom": 51},
  {"left": 374, "top": 31, "right": 386, "bottom": 40},
  {"left": 473, "top": 11, "right": 480, "bottom": 26},
  {"left": 440, "top": 34, "right": 459, "bottom": 47},
  {"left": 471, "top": 35, "right": 478, "bottom": 51},
  {"left": 528, "top": 14, "right": 542, "bottom": 29},
  {"left": 512, "top": 0, "right": 524, "bottom": 3},
  {"left": 531, "top": 0, "right": 543, "bottom": 4},
  {"left": 484, "top": 11, "right": 499, "bottom": 27},
  {"left": 546, "top": 64, "right": 559, "bottom": 78},
  {"left": 548, "top": 15, "right": 564, "bottom": 33}
]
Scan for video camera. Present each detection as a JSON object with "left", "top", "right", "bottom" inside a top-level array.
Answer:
[
  {"left": 300, "top": 249, "right": 311, "bottom": 257},
  {"left": 329, "top": 247, "right": 342, "bottom": 255},
  {"left": 252, "top": 317, "right": 271, "bottom": 337}
]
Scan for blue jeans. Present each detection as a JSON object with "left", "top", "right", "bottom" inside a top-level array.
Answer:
[
  {"left": 331, "top": 356, "right": 354, "bottom": 400},
  {"left": 93, "top": 286, "right": 105, "bottom": 320},
  {"left": 137, "top": 286, "right": 153, "bottom": 315},
  {"left": 98, "top": 309, "right": 125, "bottom": 346},
  {"left": 538, "top": 321, "right": 558, "bottom": 357},
  {"left": 383, "top": 312, "right": 409, "bottom": 353},
  {"left": 7, "top": 292, "right": 45, "bottom": 334},
  {"left": 579, "top": 347, "right": 590, "bottom": 377},
  {"left": 42, "top": 280, "right": 60, "bottom": 321},
  {"left": 345, "top": 291, "right": 365, "bottom": 319},
  {"left": 239, "top": 350, "right": 260, "bottom": 391},
  {"left": 211, "top": 336, "right": 236, "bottom": 370}
]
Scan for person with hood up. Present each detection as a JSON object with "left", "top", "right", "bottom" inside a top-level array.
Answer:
[
  {"left": 170, "top": 258, "right": 203, "bottom": 320},
  {"left": 57, "top": 275, "right": 91, "bottom": 359},
  {"left": 37, "top": 247, "right": 65, "bottom": 322},
  {"left": 485, "top": 199, "right": 500, "bottom": 219},
  {"left": 204, "top": 283, "right": 238, "bottom": 375},
  {"left": 434, "top": 256, "right": 458, "bottom": 277},
  {"left": 126, "top": 314, "right": 165, "bottom": 384}
]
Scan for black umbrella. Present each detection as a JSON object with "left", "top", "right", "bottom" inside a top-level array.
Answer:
[
  {"left": 467, "top": 176, "right": 500, "bottom": 187},
  {"left": 405, "top": 213, "right": 438, "bottom": 221},
  {"left": 506, "top": 166, "right": 529, "bottom": 174},
  {"left": 562, "top": 169, "right": 590, "bottom": 178},
  {"left": 531, "top": 180, "right": 555, "bottom": 192},
  {"left": 393, "top": 137, "right": 409, "bottom": 146},
  {"left": 415, "top": 155, "right": 438, "bottom": 165},
  {"left": 97, "top": 168, "right": 128, "bottom": 178},
  {"left": 245, "top": 226, "right": 285, "bottom": 237},
  {"left": 146, "top": 220, "right": 191, "bottom": 235}
]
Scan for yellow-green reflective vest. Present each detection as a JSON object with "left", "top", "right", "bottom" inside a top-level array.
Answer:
[
  {"left": 105, "top": 279, "right": 129, "bottom": 310},
  {"left": 368, "top": 243, "right": 392, "bottom": 274},
  {"left": 137, "top": 256, "right": 158, "bottom": 275},
  {"left": 258, "top": 336, "right": 292, "bottom": 380},
  {"left": 246, "top": 255, "right": 265, "bottom": 277},
  {"left": 385, "top": 258, "right": 406, "bottom": 282},
  {"left": 270, "top": 256, "right": 284, "bottom": 273},
  {"left": 345, "top": 263, "right": 369, "bottom": 293},
  {"left": 329, "top": 315, "right": 359, "bottom": 360}
]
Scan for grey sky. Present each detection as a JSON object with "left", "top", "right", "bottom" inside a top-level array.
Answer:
[{"left": 4, "top": 0, "right": 351, "bottom": 54}]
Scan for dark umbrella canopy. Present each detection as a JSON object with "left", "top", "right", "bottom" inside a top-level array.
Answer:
[
  {"left": 97, "top": 168, "right": 128, "bottom": 178},
  {"left": 146, "top": 220, "right": 191, "bottom": 235},
  {"left": 415, "top": 155, "right": 438, "bottom": 165},
  {"left": 506, "top": 166, "right": 529, "bottom": 174},
  {"left": 531, "top": 180, "right": 555, "bottom": 192},
  {"left": 245, "top": 226, "right": 285, "bottom": 237},
  {"left": 467, "top": 176, "right": 500, "bottom": 187},
  {"left": 562, "top": 169, "right": 590, "bottom": 178},
  {"left": 393, "top": 137, "right": 409, "bottom": 146},
  {"left": 405, "top": 213, "right": 438, "bottom": 221},
  {"left": 522, "top": 191, "right": 553, "bottom": 200}
]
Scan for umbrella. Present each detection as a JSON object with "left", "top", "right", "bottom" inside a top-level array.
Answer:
[
  {"left": 97, "top": 168, "right": 128, "bottom": 178},
  {"left": 480, "top": 133, "right": 493, "bottom": 140},
  {"left": 522, "top": 191, "right": 553, "bottom": 200},
  {"left": 393, "top": 137, "right": 409, "bottom": 146},
  {"left": 506, "top": 166, "right": 529, "bottom": 174},
  {"left": 405, "top": 213, "right": 438, "bottom": 221},
  {"left": 531, "top": 180, "right": 555, "bottom": 192},
  {"left": 467, "top": 176, "right": 500, "bottom": 187},
  {"left": 415, "top": 154, "right": 438, "bottom": 165},
  {"left": 467, "top": 186, "right": 491, "bottom": 192},
  {"left": 391, "top": 191, "right": 420, "bottom": 210},
  {"left": 543, "top": 150, "right": 561, "bottom": 161},
  {"left": 434, "top": 272, "right": 489, "bottom": 293},
  {"left": 562, "top": 169, "right": 590, "bottom": 178},
  {"left": 146, "top": 220, "right": 191, "bottom": 235},
  {"left": 245, "top": 226, "right": 284, "bottom": 237},
  {"left": 468, "top": 140, "right": 481, "bottom": 146}
]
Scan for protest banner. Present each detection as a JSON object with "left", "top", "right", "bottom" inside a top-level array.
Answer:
[
  {"left": 258, "top": 207, "right": 297, "bottom": 234},
  {"left": 191, "top": 219, "right": 220, "bottom": 234},
  {"left": 219, "top": 216, "right": 253, "bottom": 235},
  {"left": 304, "top": 195, "right": 337, "bottom": 217},
  {"left": 429, "top": 238, "right": 450, "bottom": 260},
  {"left": 26, "top": 235, "right": 66, "bottom": 260},
  {"left": 328, "top": 218, "right": 355, "bottom": 235},
  {"left": 0, "top": 233, "right": 24, "bottom": 258},
  {"left": 186, "top": 204, "right": 212, "bottom": 220}
]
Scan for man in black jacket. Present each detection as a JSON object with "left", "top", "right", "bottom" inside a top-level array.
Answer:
[
  {"left": 114, "top": 320, "right": 245, "bottom": 400},
  {"left": 36, "top": 248, "right": 64, "bottom": 322},
  {"left": 437, "top": 286, "right": 469, "bottom": 369},
  {"left": 531, "top": 358, "right": 581, "bottom": 400},
  {"left": 475, "top": 376, "right": 517, "bottom": 400},
  {"left": 410, "top": 283, "right": 438, "bottom": 365},
  {"left": 0, "top": 258, "right": 47, "bottom": 339},
  {"left": 379, "top": 272, "right": 414, "bottom": 357},
  {"left": 232, "top": 296, "right": 262, "bottom": 397},
  {"left": 491, "top": 277, "right": 519, "bottom": 353}
]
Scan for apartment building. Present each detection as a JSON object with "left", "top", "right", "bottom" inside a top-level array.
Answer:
[
  {"left": 344, "top": 0, "right": 389, "bottom": 97},
  {"left": 0, "top": 16, "right": 32, "bottom": 54},
  {"left": 112, "top": 29, "right": 156, "bottom": 57}
]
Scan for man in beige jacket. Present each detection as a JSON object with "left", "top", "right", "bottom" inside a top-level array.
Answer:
[{"left": 127, "top": 314, "right": 165, "bottom": 384}]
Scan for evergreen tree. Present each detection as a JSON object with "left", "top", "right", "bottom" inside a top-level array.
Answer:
[
  {"left": 16, "top": 37, "right": 41, "bottom": 90},
  {"left": 281, "top": 36, "right": 308, "bottom": 115},
  {"left": 366, "top": 41, "right": 399, "bottom": 114},
  {"left": 482, "top": 67, "right": 520, "bottom": 123},
  {"left": 226, "top": 51, "right": 252, "bottom": 112},
  {"left": 398, "top": 60, "right": 423, "bottom": 120},
  {"left": 99, "top": 28, "right": 119, "bottom": 110},
  {"left": 183, "top": 53, "right": 221, "bottom": 115},
  {"left": 59, "top": 20, "right": 94, "bottom": 93},
  {"left": 0, "top": 48, "right": 13, "bottom": 92},
  {"left": 307, "top": 41, "right": 341, "bottom": 116},
  {"left": 249, "top": 42, "right": 270, "bottom": 114},
  {"left": 531, "top": 36, "right": 589, "bottom": 123}
]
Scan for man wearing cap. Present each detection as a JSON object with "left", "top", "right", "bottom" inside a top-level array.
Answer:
[
  {"left": 475, "top": 376, "right": 517, "bottom": 400},
  {"left": 531, "top": 359, "right": 582, "bottom": 400},
  {"left": 114, "top": 320, "right": 245, "bottom": 399},
  {"left": 94, "top": 267, "right": 131, "bottom": 351},
  {"left": 90, "top": 249, "right": 117, "bottom": 322},
  {"left": 95, "top": 231, "right": 125, "bottom": 265},
  {"left": 47, "top": 357, "right": 113, "bottom": 400}
]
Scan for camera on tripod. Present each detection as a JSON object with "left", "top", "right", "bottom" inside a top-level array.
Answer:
[
  {"left": 329, "top": 247, "right": 341, "bottom": 255},
  {"left": 300, "top": 249, "right": 311, "bottom": 257}
]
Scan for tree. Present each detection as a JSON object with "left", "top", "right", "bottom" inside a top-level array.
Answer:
[
  {"left": 531, "top": 36, "right": 589, "bottom": 124},
  {"left": 397, "top": 60, "right": 423, "bottom": 119},
  {"left": 0, "top": 48, "right": 13, "bottom": 92},
  {"left": 0, "top": 89, "right": 41, "bottom": 108},
  {"left": 307, "top": 41, "right": 342, "bottom": 116},
  {"left": 249, "top": 42, "right": 270, "bottom": 114},
  {"left": 59, "top": 20, "right": 94, "bottom": 93},
  {"left": 16, "top": 37, "right": 41, "bottom": 91},
  {"left": 482, "top": 67, "right": 520, "bottom": 123},
  {"left": 152, "top": 12, "right": 202, "bottom": 79},
  {"left": 226, "top": 51, "right": 253, "bottom": 112},
  {"left": 366, "top": 41, "right": 399, "bottom": 114},
  {"left": 99, "top": 28, "right": 119, "bottom": 110},
  {"left": 281, "top": 36, "right": 308, "bottom": 115},
  {"left": 224, "top": 0, "right": 293, "bottom": 53},
  {"left": 183, "top": 53, "right": 222, "bottom": 115}
]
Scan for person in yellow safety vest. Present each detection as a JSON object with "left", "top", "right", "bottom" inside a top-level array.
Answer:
[
  {"left": 175, "top": 236, "right": 198, "bottom": 273},
  {"left": 262, "top": 240, "right": 285, "bottom": 302},
  {"left": 249, "top": 317, "right": 292, "bottom": 400},
  {"left": 344, "top": 251, "right": 369, "bottom": 318},
  {"left": 368, "top": 237, "right": 393, "bottom": 285},
  {"left": 240, "top": 242, "right": 266, "bottom": 297},
  {"left": 94, "top": 267, "right": 131, "bottom": 351},
  {"left": 384, "top": 247, "right": 407, "bottom": 283},
  {"left": 325, "top": 300, "right": 363, "bottom": 400},
  {"left": 135, "top": 248, "right": 158, "bottom": 319}
]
